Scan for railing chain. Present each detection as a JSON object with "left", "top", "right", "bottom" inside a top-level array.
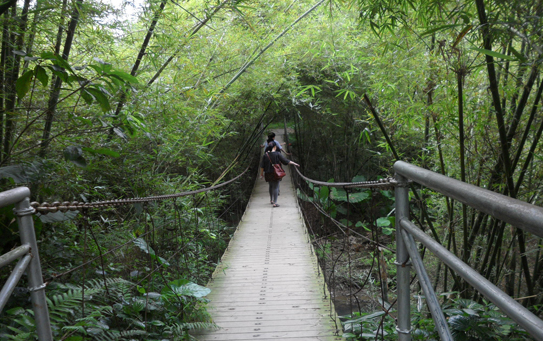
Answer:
[{"left": 31, "top": 165, "right": 251, "bottom": 214}]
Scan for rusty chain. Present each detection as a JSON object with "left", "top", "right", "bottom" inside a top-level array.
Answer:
[{"left": 31, "top": 165, "right": 251, "bottom": 215}]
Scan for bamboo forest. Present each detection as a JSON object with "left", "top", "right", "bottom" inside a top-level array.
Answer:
[{"left": 2, "top": 0, "right": 543, "bottom": 340}]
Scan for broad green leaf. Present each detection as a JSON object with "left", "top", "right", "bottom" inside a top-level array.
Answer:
[
  {"left": 471, "top": 47, "right": 516, "bottom": 61},
  {"left": 47, "top": 66, "right": 68, "bottom": 82},
  {"left": 331, "top": 187, "right": 347, "bottom": 201},
  {"left": 52, "top": 54, "right": 74, "bottom": 73},
  {"left": 328, "top": 202, "right": 337, "bottom": 218},
  {"left": 86, "top": 87, "right": 111, "bottom": 112},
  {"left": 319, "top": 185, "right": 329, "bottom": 200},
  {"left": 6, "top": 307, "right": 26, "bottom": 316},
  {"left": 179, "top": 282, "right": 211, "bottom": 298},
  {"left": 382, "top": 227, "right": 394, "bottom": 235},
  {"left": 34, "top": 65, "right": 48, "bottom": 87},
  {"left": 348, "top": 191, "right": 370, "bottom": 203},
  {"left": 40, "top": 51, "right": 56, "bottom": 59},
  {"left": 376, "top": 217, "right": 391, "bottom": 227},
  {"left": 356, "top": 221, "right": 371, "bottom": 231},
  {"left": 343, "top": 311, "right": 385, "bottom": 324},
  {"left": 157, "top": 256, "right": 170, "bottom": 266},
  {"left": 109, "top": 70, "right": 138, "bottom": 83},
  {"left": 380, "top": 190, "right": 394, "bottom": 199},
  {"left": 80, "top": 89, "right": 94, "bottom": 105},
  {"left": 163, "top": 279, "right": 210, "bottom": 298},
  {"left": 16, "top": 70, "right": 34, "bottom": 99},
  {"left": 134, "top": 238, "right": 155, "bottom": 255},
  {"left": 509, "top": 45, "right": 527, "bottom": 63},
  {"left": 88, "top": 64, "right": 104, "bottom": 74}
]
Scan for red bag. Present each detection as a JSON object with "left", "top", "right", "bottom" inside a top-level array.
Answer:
[{"left": 267, "top": 153, "right": 286, "bottom": 181}]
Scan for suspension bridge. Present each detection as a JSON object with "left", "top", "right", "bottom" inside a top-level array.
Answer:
[
  {"left": 195, "top": 134, "right": 342, "bottom": 340},
  {"left": 2, "top": 132, "right": 543, "bottom": 340}
]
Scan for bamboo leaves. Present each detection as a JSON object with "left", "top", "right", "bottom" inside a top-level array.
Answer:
[{"left": 471, "top": 47, "right": 517, "bottom": 61}]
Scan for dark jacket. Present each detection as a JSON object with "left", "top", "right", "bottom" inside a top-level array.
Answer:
[{"left": 260, "top": 151, "right": 291, "bottom": 173}]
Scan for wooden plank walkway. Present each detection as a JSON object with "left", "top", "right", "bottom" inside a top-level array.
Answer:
[{"left": 196, "top": 136, "right": 343, "bottom": 340}]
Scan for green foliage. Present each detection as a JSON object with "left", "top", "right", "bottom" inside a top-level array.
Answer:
[
  {"left": 0, "top": 277, "right": 215, "bottom": 340},
  {"left": 376, "top": 216, "right": 395, "bottom": 235},
  {"left": 443, "top": 299, "right": 530, "bottom": 341},
  {"left": 2, "top": 0, "right": 543, "bottom": 339},
  {"left": 341, "top": 297, "right": 530, "bottom": 340}
]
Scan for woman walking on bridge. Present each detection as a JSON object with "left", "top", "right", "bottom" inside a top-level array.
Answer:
[{"left": 260, "top": 142, "right": 299, "bottom": 207}]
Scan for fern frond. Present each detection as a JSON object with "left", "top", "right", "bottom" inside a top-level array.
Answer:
[
  {"left": 94, "top": 329, "right": 148, "bottom": 341},
  {"left": 166, "top": 321, "right": 219, "bottom": 336},
  {"left": 61, "top": 325, "right": 87, "bottom": 334}
]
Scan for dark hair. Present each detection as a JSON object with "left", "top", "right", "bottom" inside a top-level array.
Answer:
[
  {"left": 268, "top": 132, "right": 276, "bottom": 139},
  {"left": 264, "top": 142, "right": 275, "bottom": 153}
]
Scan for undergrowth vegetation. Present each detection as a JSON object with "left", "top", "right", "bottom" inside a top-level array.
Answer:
[{"left": 1, "top": 0, "right": 543, "bottom": 339}]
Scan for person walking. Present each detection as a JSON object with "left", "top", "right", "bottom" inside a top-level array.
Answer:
[
  {"left": 260, "top": 142, "right": 299, "bottom": 207},
  {"left": 267, "top": 132, "right": 290, "bottom": 156}
]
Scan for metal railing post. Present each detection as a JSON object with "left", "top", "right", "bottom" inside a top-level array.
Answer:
[
  {"left": 400, "top": 229, "right": 453, "bottom": 340},
  {"left": 394, "top": 173, "right": 411, "bottom": 340},
  {"left": 14, "top": 197, "right": 53, "bottom": 341}
]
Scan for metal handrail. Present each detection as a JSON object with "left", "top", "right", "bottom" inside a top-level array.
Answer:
[
  {"left": 395, "top": 161, "right": 543, "bottom": 238},
  {"left": 394, "top": 161, "right": 543, "bottom": 341},
  {"left": 0, "top": 187, "right": 52, "bottom": 341}
]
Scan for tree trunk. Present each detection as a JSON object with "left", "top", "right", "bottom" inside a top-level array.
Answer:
[
  {"left": 3, "top": 5, "right": 19, "bottom": 162},
  {"left": 112, "top": 0, "right": 168, "bottom": 121},
  {"left": 475, "top": 0, "right": 515, "bottom": 195},
  {"left": 22, "top": 0, "right": 46, "bottom": 73},
  {"left": 39, "top": 0, "right": 83, "bottom": 157},
  {"left": 0, "top": 10, "right": 10, "bottom": 163}
]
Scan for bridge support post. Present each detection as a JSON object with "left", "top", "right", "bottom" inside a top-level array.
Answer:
[
  {"left": 394, "top": 173, "right": 411, "bottom": 340},
  {"left": 15, "top": 196, "right": 53, "bottom": 341}
]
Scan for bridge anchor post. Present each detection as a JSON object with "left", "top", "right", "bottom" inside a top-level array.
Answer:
[
  {"left": 15, "top": 196, "right": 53, "bottom": 341},
  {"left": 394, "top": 173, "right": 411, "bottom": 340}
]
